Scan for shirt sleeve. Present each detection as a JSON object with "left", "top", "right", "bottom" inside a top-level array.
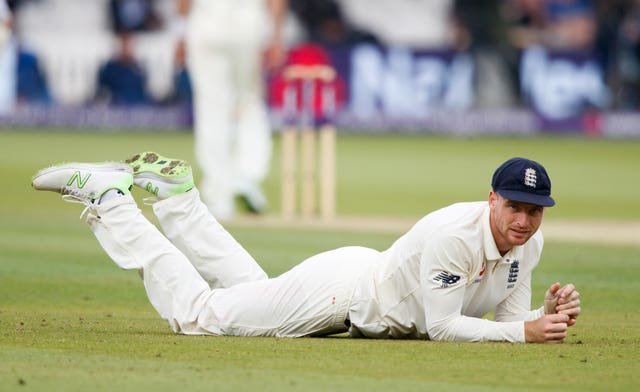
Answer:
[
  {"left": 421, "top": 234, "right": 526, "bottom": 342},
  {"left": 494, "top": 274, "right": 544, "bottom": 322}
]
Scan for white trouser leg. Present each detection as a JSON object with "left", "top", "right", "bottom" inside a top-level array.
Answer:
[
  {"left": 86, "top": 195, "right": 212, "bottom": 334},
  {"left": 87, "top": 197, "right": 379, "bottom": 337},
  {"left": 152, "top": 188, "right": 268, "bottom": 288},
  {"left": 196, "top": 246, "right": 380, "bottom": 337}
]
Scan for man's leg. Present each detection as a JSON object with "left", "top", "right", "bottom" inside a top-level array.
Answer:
[
  {"left": 126, "top": 152, "right": 268, "bottom": 288},
  {"left": 194, "top": 246, "right": 379, "bottom": 337},
  {"left": 153, "top": 189, "right": 268, "bottom": 288},
  {"left": 93, "top": 196, "right": 374, "bottom": 338},
  {"left": 32, "top": 161, "right": 215, "bottom": 335},
  {"left": 31, "top": 160, "right": 379, "bottom": 338},
  {"left": 87, "top": 195, "right": 214, "bottom": 334}
]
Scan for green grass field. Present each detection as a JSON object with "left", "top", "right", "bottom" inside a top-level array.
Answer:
[{"left": 1, "top": 129, "right": 639, "bottom": 391}]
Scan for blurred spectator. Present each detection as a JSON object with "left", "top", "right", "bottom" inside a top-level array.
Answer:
[
  {"left": 614, "top": 0, "right": 640, "bottom": 108},
  {"left": 167, "top": 38, "right": 192, "bottom": 105},
  {"left": 95, "top": 33, "right": 151, "bottom": 106},
  {"left": 503, "top": 0, "right": 598, "bottom": 51},
  {"left": 502, "top": 0, "right": 604, "bottom": 109},
  {"left": 289, "top": 0, "right": 376, "bottom": 45},
  {"left": 545, "top": 0, "right": 597, "bottom": 49},
  {"left": 503, "top": 0, "right": 552, "bottom": 49},
  {"left": 454, "top": 0, "right": 506, "bottom": 50},
  {"left": 109, "top": 0, "right": 162, "bottom": 34},
  {"left": 454, "top": 0, "right": 518, "bottom": 107},
  {"left": 6, "top": 1, "right": 28, "bottom": 12},
  {"left": 0, "top": 0, "right": 16, "bottom": 115},
  {"left": 509, "top": 1, "right": 611, "bottom": 124},
  {"left": 17, "top": 48, "right": 50, "bottom": 104},
  {"left": 337, "top": 0, "right": 455, "bottom": 49},
  {"left": 592, "top": 1, "right": 624, "bottom": 78}
]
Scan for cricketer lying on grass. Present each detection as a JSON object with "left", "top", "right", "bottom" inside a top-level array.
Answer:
[{"left": 32, "top": 153, "right": 581, "bottom": 343}]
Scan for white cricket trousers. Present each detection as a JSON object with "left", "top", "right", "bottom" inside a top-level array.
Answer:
[{"left": 86, "top": 189, "right": 378, "bottom": 337}]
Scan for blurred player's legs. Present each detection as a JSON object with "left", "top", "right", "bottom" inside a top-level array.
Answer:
[
  {"left": 0, "top": 34, "right": 16, "bottom": 115},
  {"left": 188, "top": 38, "right": 235, "bottom": 219},
  {"left": 187, "top": 30, "right": 271, "bottom": 220},
  {"left": 232, "top": 43, "right": 271, "bottom": 214}
]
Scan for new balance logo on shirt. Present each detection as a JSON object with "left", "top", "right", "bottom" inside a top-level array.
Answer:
[{"left": 434, "top": 271, "right": 461, "bottom": 287}]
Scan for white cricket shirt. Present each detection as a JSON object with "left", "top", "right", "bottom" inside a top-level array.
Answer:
[{"left": 349, "top": 201, "right": 545, "bottom": 342}]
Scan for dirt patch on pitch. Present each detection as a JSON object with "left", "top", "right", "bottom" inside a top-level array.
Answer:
[
  {"left": 539, "top": 220, "right": 640, "bottom": 247},
  {"left": 231, "top": 215, "right": 639, "bottom": 248}
]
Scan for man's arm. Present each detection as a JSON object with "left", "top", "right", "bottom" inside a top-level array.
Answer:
[
  {"left": 420, "top": 233, "right": 583, "bottom": 343},
  {"left": 0, "top": 0, "right": 12, "bottom": 49},
  {"left": 264, "top": 0, "right": 287, "bottom": 70},
  {"left": 421, "top": 236, "right": 527, "bottom": 342},
  {"left": 176, "top": 0, "right": 191, "bottom": 17},
  {"left": 524, "top": 313, "right": 570, "bottom": 343},
  {"left": 496, "top": 280, "right": 580, "bottom": 343}
]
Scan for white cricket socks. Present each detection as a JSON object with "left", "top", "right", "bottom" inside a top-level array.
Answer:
[{"left": 98, "top": 189, "right": 125, "bottom": 204}]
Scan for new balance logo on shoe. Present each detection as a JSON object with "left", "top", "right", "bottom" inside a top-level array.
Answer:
[
  {"left": 434, "top": 271, "right": 461, "bottom": 287},
  {"left": 145, "top": 182, "right": 159, "bottom": 196},
  {"left": 67, "top": 171, "right": 91, "bottom": 189}
]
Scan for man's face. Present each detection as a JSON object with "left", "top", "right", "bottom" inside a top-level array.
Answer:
[{"left": 489, "top": 191, "right": 544, "bottom": 254}]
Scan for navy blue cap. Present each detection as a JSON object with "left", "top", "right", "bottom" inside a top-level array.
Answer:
[{"left": 491, "top": 157, "right": 555, "bottom": 207}]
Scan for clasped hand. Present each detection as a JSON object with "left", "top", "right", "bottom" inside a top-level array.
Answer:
[
  {"left": 544, "top": 282, "right": 581, "bottom": 326},
  {"left": 525, "top": 282, "right": 581, "bottom": 343}
]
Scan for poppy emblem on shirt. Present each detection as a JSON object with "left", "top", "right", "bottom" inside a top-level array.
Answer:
[{"left": 434, "top": 271, "right": 461, "bottom": 287}]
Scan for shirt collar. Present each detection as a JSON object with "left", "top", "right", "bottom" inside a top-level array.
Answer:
[
  {"left": 481, "top": 204, "right": 525, "bottom": 263},
  {"left": 482, "top": 205, "right": 502, "bottom": 262}
]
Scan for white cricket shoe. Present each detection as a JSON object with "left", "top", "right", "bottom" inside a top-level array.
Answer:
[
  {"left": 125, "top": 152, "right": 194, "bottom": 200},
  {"left": 31, "top": 162, "right": 133, "bottom": 202}
]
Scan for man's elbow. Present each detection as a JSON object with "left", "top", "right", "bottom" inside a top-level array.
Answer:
[
  {"left": 426, "top": 318, "right": 486, "bottom": 342},
  {"left": 426, "top": 321, "right": 457, "bottom": 342}
]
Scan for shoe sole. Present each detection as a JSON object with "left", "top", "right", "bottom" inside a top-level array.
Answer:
[{"left": 125, "top": 152, "right": 191, "bottom": 182}]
